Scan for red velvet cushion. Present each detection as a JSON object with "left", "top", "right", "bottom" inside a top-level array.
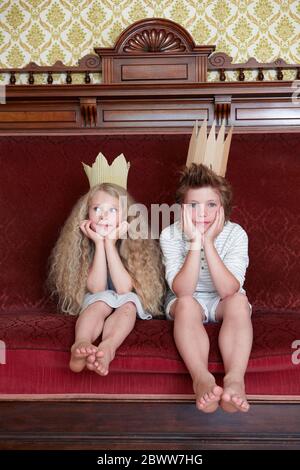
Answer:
[{"left": 0, "top": 312, "right": 299, "bottom": 395}]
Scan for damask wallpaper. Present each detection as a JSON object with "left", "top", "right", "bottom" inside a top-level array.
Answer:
[{"left": 0, "top": 0, "right": 299, "bottom": 83}]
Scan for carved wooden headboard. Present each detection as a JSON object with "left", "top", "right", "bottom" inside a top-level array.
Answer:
[{"left": 0, "top": 18, "right": 299, "bottom": 134}]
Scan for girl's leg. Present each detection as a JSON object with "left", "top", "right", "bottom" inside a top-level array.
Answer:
[
  {"left": 70, "top": 301, "right": 113, "bottom": 372},
  {"left": 87, "top": 301, "right": 136, "bottom": 376},
  {"left": 172, "top": 296, "right": 223, "bottom": 413},
  {"left": 215, "top": 293, "right": 253, "bottom": 413}
]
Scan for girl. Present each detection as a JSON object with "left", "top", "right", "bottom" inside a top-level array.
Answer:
[
  {"left": 48, "top": 182, "right": 165, "bottom": 376},
  {"left": 160, "top": 163, "right": 253, "bottom": 414}
]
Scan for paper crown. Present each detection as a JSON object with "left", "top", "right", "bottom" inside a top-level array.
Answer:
[
  {"left": 186, "top": 120, "right": 233, "bottom": 177},
  {"left": 82, "top": 152, "right": 130, "bottom": 189}
]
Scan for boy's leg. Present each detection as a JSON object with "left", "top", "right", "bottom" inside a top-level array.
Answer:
[
  {"left": 172, "top": 296, "right": 223, "bottom": 413},
  {"left": 215, "top": 293, "right": 253, "bottom": 412},
  {"left": 87, "top": 301, "right": 136, "bottom": 376},
  {"left": 70, "top": 301, "right": 113, "bottom": 372}
]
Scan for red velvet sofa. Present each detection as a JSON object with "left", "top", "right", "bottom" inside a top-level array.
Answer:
[{"left": 1, "top": 133, "right": 300, "bottom": 448}]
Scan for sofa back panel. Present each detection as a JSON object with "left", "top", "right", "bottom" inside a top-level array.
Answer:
[
  {"left": 227, "top": 133, "right": 300, "bottom": 313},
  {"left": 1, "top": 134, "right": 299, "bottom": 314}
]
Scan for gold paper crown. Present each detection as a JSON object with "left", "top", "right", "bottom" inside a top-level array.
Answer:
[
  {"left": 82, "top": 152, "right": 130, "bottom": 189},
  {"left": 186, "top": 120, "right": 233, "bottom": 177}
]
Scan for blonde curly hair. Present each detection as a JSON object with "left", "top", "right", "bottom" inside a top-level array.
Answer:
[{"left": 48, "top": 183, "right": 165, "bottom": 317}]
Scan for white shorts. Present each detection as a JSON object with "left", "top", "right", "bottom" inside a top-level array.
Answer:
[{"left": 165, "top": 291, "right": 251, "bottom": 324}]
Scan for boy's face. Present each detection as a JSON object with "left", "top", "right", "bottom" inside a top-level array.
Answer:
[{"left": 183, "top": 187, "right": 222, "bottom": 232}]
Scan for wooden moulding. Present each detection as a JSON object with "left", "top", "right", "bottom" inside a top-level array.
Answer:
[
  {"left": 0, "top": 396, "right": 300, "bottom": 450},
  {"left": 0, "top": 18, "right": 299, "bottom": 132},
  {"left": 95, "top": 18, "right": 215, "bottom": 84},
  {"left": 0, "top": 81, "right": 299, "bottom": 133}
]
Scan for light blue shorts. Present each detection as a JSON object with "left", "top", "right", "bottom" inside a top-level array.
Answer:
[{"left": 81, "top": 290, "right": 152, "bottom": 320}]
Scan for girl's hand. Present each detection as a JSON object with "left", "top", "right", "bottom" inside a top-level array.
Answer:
[
  {"left": 181, "top": 205, "right": 203, "bottom": 249},
  {"left": 80, "top": 220, "right": 104, "bottom": 244},
  {"left": 105, "top": 221, "right": 129, "bottom": 245},
  {"left": 204, "top": 207, "right": 225, "bottom": 245}
]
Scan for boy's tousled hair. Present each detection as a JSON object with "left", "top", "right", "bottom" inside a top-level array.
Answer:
[{"left": 175, "top": 163, "right": 232, "bottom": 221}]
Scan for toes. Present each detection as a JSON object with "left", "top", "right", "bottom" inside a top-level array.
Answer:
[
  {"left": 93, "top": 359, "right": 109, "bottom": 376},
  {"left": 96, "top": 365, "right": 108, "bottom": 376},
  {"left": 86, "top": 347, "right": 95, "bottom": 354},
  {"left": 213, "top": 386, "right": 223, "bottom": 397},
  {"left": 74, "top": 348, "right": 85, "bottom": 357},
  {"left": 231, "top": 395, "right": 249, "bottom": 411},
  {"left": 197, "top": 400, "right": 218, "bottom": 413},
  {"left": 86, "top": 362, "right": 95, "bottom": 371},
  {"left": 86, "top": 354, "right": 96, "bottom": 363},
  {"left": 232, "top": 395, "right": 243, "bottom": 405},
  {"left": 221, "top": 392, "right": 250, "bottom": 412},
  {"left": 194, "top": 382, "right": 223, "bottom": 413},
  {"left": 241, "top": 401, "right": 250, "bottom": 412},
  {"left": 75, "top": 346, "right": 93, "bottom": 357},
  {"left": 196, "top": 398, "right": 207, "bottom": 409}
]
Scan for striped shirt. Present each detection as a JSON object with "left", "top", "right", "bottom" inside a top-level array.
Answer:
[{"left": 159, "top": 220, "right": 249, "bottom": 295}]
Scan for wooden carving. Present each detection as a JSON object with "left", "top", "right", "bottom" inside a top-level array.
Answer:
[{"left": 123, "top": 29, "right": 186, "bottom": 53}]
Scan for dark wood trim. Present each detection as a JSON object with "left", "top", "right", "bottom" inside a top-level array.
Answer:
[
  {"left": 208, "top": 53, "right": 300, "bottom": 82},
  {"left": 95, "top": 18, "right": 214, "bottom": 84},
  {"left": 4, "top": 80, "right": 298, "bottom": 97},
  {"left": 0, "top": 54, "right": 101, "bottom": 74},
  {"left": 0, "top": 397, "right": 299, "bottom": 450},
  {"left": 1, "top": 81, "right": 299, "bottom": 133},
  {"left": 0, "top": 55, "right": 101, "bottom": 86}
]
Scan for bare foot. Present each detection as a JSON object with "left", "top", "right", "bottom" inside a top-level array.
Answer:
[
  {"left": 69, "top": 341, "right": 98, "bottom": 373},
  {"left": 86, "top": 340, "right": 115, "bottom": 376},
  {"left": 86, "top": 350, "right": 104, "bottom": 372},
  {"left": 221, "top": 378, "right": 250, "bottom": 413},
  {"left": 193, "top": 373, "right": 223, "bottom": 413}
]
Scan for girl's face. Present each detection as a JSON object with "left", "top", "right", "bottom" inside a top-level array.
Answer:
[
  {"left": 88, "top": 190, "right": 122, "bottom": 237},
  {"left": 184, "top": 186, "right": 222, "bottom": 232}
]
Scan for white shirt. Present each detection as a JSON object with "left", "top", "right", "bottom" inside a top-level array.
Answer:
[{"left": 160, "top": 220, "right": 249, "bottom": 295}]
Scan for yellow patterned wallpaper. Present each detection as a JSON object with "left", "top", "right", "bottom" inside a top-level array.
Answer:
[{"left": 0, "top": 0, "right": 299, "bottom": 83}]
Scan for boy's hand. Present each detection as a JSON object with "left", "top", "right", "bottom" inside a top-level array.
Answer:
[
  {"left": 182, "top": 205, "right": 203, "bottom": 250},
  {"left": 80, "top": 220, "right": 104, "bottom": 244},
  {"left": 204, "top": 207, "right": 224, "bottom": 245}
]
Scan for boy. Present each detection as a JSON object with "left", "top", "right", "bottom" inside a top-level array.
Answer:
[{"left": 160, "top": 163, "right": 252, "bottom": 413}]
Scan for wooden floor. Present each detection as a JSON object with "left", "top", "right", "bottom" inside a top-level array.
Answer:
[{"left": 0, "top": 395, "right": 300, "bottom": 450}]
